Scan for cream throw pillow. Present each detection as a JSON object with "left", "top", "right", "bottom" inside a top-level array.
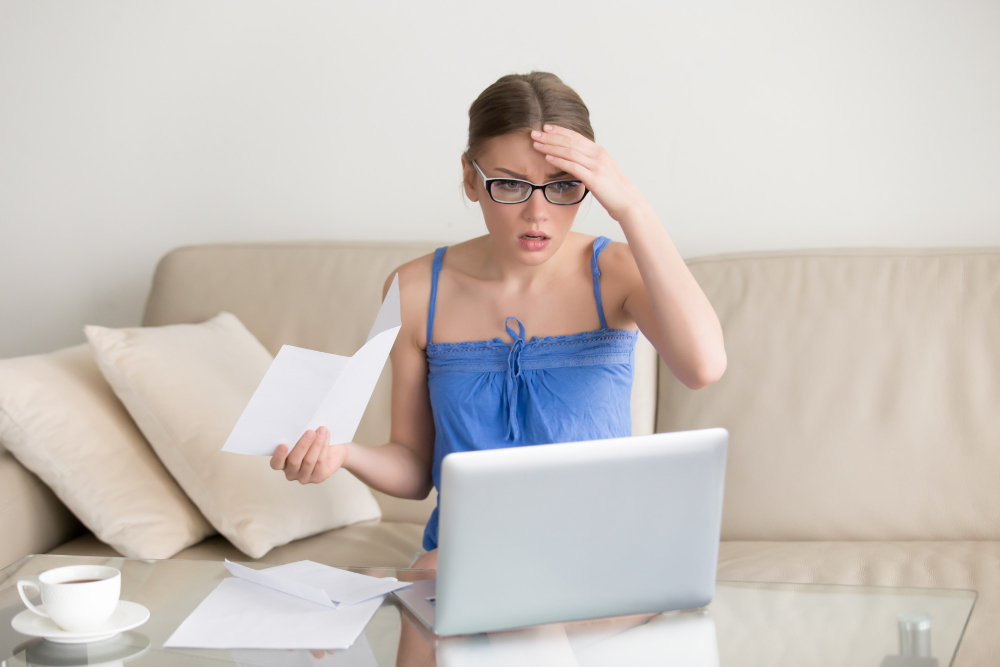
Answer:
[
  {"left": 0, "top": 345, "right": 214, "bottom": 558},
  {"left": 85, "top": 312, "right": 381, "bottom": 558}
]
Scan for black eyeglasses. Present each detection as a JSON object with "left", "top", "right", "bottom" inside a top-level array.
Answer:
[{"left": 472, "top": 160, "right": 589, "bottom": 205}]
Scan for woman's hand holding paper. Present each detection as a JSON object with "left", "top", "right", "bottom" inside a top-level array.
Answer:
[{"left": 270, "top": 426, "right": 349, "bottom": 485}]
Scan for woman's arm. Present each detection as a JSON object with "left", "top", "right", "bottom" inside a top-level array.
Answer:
[
  {"left": 270, "top": 264, "right": 437, "bottom": 498},
  {"left": 531, "top": 125, "right": 727, "bottom": 389}
]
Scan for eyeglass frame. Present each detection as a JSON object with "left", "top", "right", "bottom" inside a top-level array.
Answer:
[{"left": 471, "top": 160, "right": 589, "bottom": 205}]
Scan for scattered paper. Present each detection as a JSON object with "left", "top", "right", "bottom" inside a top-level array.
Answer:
[
  {"left": 224, "top": 560, "right": 410, "bottom": 608},
  {"left": 224, "top": 560, "right": 334, "bottom": 608},
  {"left": 163, "top": 577, "right": 384, "bottom": 650},
  {"left": 163, "top": 560, "right": 410, "bottom": 649},
  {"left": 230, "top": 633, "right": 378, "bottom": 667},
  {"left": 223, "top": 274, "right": 401, "bottom": 456}
]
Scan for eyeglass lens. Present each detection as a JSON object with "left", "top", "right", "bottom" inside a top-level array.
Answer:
[{"left": 489, "top": 179, "right": 586, "bottom": 205}]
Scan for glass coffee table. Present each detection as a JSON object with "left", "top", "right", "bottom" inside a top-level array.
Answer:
[{"left": 1, "top": 555, "right": 975, "bottom": 667}]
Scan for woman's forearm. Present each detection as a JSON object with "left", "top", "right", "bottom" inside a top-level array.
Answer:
[
  {"left": 617, "top": 202, "right": 727, "bottom": 389},
  {"left": 342, "top": 441, "right": 434, "bottom": 500}
]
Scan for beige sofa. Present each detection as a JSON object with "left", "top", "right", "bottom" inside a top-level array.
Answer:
[{"left": 2, "top": 242, "right": 998, "bottom": 664}]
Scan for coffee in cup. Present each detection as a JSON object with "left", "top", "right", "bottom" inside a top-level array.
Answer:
[{"left": 17, "top": 565, "right": 121, "bottom": 632}]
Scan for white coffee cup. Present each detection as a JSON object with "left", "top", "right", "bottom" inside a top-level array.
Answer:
[{"left": 17, "top": 565, "right": 121, "bottom": 632}]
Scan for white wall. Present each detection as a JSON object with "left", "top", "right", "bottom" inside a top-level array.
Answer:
[{"left": 2, "top": 1, "right": 998, "bottom": 358}]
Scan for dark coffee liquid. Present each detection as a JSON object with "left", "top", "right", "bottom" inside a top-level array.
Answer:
[{"left": 60, "top": 578, "right": 101, "bottom": 584}]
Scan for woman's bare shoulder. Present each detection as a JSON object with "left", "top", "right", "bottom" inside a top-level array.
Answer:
[
  {"left": 381, "top": 252, "right": 439, "bottom": 348},
  {"left": 589, "top": 236, "right": 641, "bottom": 328},
  {"left": 380, "top": 238, "right": 489, "bottom": 321},
  {"left": 596, "top": 237, "right": 639, "bottom": 280},
  {"left": 563, "top": 232, "right": 636, "bottom": 274},
  {"left": 383, "top": 252, "right": 435, "bottom": 297},
  {"left": 424, "top": 235, "right": 491, "bottom": 277}
]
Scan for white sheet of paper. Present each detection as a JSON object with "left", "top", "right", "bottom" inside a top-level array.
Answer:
[
  {"left": 230, "top": 633, "right": 378, "bottom": 667},
  {"left": 162, "top": 577, "right": 385, "bottom": 650},
  {"left": 223, "top": 560, "right": 410, "bottom": 608},
  {"left": 222, "top": 274, "right": 401, "bottom": 456},
  {"left": 224, "top": 560, "right": 334, "bottom": 608}
]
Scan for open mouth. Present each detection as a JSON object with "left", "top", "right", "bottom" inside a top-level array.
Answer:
[{"left": 518, "top": 231, "right": 551, "bottom": 251}]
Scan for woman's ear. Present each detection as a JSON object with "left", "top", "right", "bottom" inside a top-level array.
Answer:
[{"left": 461, "top": 155, "right": 479, "bottom": 202}]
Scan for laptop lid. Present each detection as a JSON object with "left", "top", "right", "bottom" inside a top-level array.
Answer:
[{"left": 433, "top": 428, "right": 729, "bottom": 635}]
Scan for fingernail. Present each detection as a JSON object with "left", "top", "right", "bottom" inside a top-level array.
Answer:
[
  {"left": 531, "top": 130, "right": 541, "bottom": 138},
  {"left": 544, "top": 124, "right": 553, "bottom": 131}
]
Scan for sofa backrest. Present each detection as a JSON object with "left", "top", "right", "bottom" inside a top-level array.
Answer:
[
  {"left": 656, "top": 248, "right": 1000, "bottom": 541},
  {"left": 144, "top": 241, "right": 659, "bottom": 523}
]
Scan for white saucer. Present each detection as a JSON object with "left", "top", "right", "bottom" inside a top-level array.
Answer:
[
  {"left": 11, "top": 600, "right": 150, "bottom": 644},
  {"left": 12, "top": 631, "right": 151, "bottom": 667}
]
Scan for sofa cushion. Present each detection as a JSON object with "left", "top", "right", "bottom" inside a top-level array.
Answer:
[
  {"left": 50, "top": 520, "right": 426, "bottom": 569},
  {"left": 718, "top": 540, "right": 1000, "bottom": 667},
  {"left": 657, "top": 249, "right": 1000, "bottom": 541},
  {"left": 86, "top": 312, "right": 382, "bottom": 559},
  {"left": 0, "top": 345, "right": 212, "bottom": 561}
]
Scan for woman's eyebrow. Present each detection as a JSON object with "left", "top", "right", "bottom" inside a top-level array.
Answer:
[{"left": 495, "top": 167, "right": 572, "bottom": 180}]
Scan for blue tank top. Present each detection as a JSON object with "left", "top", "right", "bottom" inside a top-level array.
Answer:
[{"left": 422, "top": 236, "right": 638, "bottom": 550}]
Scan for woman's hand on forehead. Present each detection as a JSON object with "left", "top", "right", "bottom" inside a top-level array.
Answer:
[{"left": 530, "top": 125, "right": 646, "bottom": 223}]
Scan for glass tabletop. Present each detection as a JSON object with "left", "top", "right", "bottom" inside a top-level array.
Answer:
[{"left": 0, "top": 554, "right": 975, "bottom": 667}]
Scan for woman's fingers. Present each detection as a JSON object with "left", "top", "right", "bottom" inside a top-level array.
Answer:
[
  {"left": 542, "top": 154, "right": 593, "bottom": 181},
  {"left": 532, "top": 126, "right": 600, "bottom": 158},
  {"left": 531, "top": 126, "right": 582, "bottom": 149},
  {"left": 270, "top": 444, "right": 289, "bottom": 471},
  {"left": 296, "top": 427, "right": 328, "bottom": 485},
  {"left": 283, "top": 429, "right": 316, "bottom": 480},
  {"left": 542, "top": 123, "right": 591, "bottom": 144},
  {"left": 533, "top": 123, "right": 642, "bottom": 221},
  {"left": 310, "top": 458, "right": 331, "bottom": 484},
  {"left": 297, "top": 444, "right": 322, "bottom": 484},
  {"left": 532, "top": 141, "right": 595, "bottom": 171},
  {"left": 275, "top": 428, "right": 344, "bottom": 484},
  {"left": 311, "top": 441, "right": 345, "bottom": 484}
]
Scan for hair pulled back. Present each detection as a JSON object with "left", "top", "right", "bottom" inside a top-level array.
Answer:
[{"left": 465, "top": 71, "right": 594, "bottom": 161}]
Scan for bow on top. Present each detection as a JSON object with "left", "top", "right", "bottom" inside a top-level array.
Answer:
[{"left": 504, "top": 317, "right": 525, "bottom": 441}]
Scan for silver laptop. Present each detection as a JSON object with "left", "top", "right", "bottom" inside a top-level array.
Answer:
[{"left": 394, "top": 428, "right": 729, "bottom": 636}]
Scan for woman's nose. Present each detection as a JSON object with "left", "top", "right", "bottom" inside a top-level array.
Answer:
[{"left": 522, "top": 188, "right": 549, "bottom": 222}]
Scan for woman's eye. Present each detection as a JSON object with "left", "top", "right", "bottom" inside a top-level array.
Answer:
[
  {"left": 552, "top": 181, "right": 580, "bottom": 192},
  {"left": 497, "top": 180, "right": 523, "bottom": 191}
]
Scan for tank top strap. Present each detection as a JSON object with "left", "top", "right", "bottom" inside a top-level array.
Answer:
[
  {"left": 426, "top": 246, "right": 448, "bottom": 344},
  {"left": 590, "top": 236, "right": 612, "bottom": 329}
]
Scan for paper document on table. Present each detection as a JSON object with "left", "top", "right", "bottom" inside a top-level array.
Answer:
[
  {"left": 163, "top": 560, "right": 409, "bottom": 650},
  {"left": 222, "top": 274, "right": 401, "bottom": 456},
  {"left": 162, "top": 578, "right": 382, "bottom": 650},
  {"left": 230, "top": 634, "right": 377, "bottom": 667},
  {"left": 223, "top": 559, "right": 411, "bottom": 607}
]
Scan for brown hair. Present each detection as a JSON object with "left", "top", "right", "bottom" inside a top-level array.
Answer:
[{"left": 464, "top": 71, "right": 594, "bottom": 161}]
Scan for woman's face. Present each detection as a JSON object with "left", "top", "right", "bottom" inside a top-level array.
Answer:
[{"left": 462, "top": 131, "right": 583, "bottom": 266}]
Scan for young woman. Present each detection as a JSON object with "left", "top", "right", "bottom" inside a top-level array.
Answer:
[{"left": 270, "top": 72, "right": 727, "bottom": 570}]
